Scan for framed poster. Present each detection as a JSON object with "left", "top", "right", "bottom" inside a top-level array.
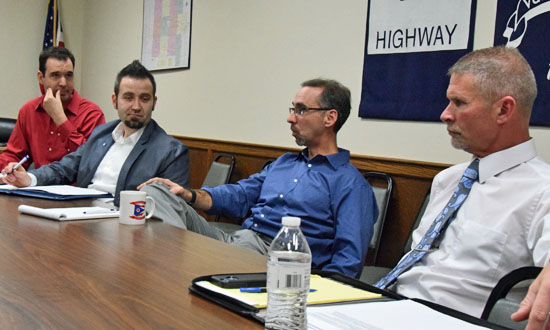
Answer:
[{"left": 141, "top": 0, "right": 192, "bottom": 71}]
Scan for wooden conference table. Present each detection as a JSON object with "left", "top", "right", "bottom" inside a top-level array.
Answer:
[{"left": 0, "top": 194, "right": 266, "bottom": 329}]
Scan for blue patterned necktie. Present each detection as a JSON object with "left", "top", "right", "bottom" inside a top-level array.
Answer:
[{"left": 375, "top": 158, "right": 480, "bottom": 289}]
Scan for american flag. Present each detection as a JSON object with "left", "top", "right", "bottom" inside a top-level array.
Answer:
[{"left": 43, "top": 0, "right": 65, "bottom": 49}]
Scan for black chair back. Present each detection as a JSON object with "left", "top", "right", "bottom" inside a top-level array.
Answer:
[
  {"left": 403, "top": 189, "right": 430, "bottom": 254},
  {"left": 0, "top": 118, "right": 17, "bottom": 145},
  {"left": 359, "top": 187, "right": 430, "bottom": 284},
  {"left": 364, "top": 171, "right": 393, "bottom": 265},
  {"left": 481, "top": 266, "right": 542, "bottom": 329}
]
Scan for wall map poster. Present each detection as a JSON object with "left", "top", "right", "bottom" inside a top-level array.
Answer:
[{"left": 142, "top": 0, "right": 192, "bottom": 71}]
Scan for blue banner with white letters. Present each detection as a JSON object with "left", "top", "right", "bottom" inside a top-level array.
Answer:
[
  {"left": 494, "top": 0, "right": 550, "bottom": 127},
  {"left": 359, "top": 0, "right": 476, "bottom": 121}
]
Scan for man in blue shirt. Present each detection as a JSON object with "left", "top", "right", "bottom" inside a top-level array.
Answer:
[{"left": 139, "top": 79, "right": 377, "bottom": 278}]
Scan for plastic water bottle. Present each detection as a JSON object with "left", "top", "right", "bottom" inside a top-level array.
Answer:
[{"left": 265, "top": 216, "right": 312, "bottom": 330}]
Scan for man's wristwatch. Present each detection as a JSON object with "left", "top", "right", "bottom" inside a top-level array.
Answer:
[{"left": 187, "top": 189, "right": 197, "bottom": 206}]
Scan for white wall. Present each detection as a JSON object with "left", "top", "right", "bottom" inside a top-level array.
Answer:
[{"left": 2, "top": 0, "right": 550, "bottom": 165}]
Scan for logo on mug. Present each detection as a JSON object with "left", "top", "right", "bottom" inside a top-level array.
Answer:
[{"left": 130, "top": 201, "right": 146, "bottom": 220}]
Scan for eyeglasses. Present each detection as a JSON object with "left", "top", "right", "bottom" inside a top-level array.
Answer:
[{"left": 288, "top": 106, "right": 331, "bottom": 116}]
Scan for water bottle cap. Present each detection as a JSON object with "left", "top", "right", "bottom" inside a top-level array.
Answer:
[{"left": 281, "top": 216, "right": 301, "bottom": 227}]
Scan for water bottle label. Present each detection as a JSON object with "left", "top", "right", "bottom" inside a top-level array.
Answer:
[{"left": 267, "top": 261, "right": 309, "bottom": 290}]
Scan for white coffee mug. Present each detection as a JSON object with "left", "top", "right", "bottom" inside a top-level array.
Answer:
[{"left": 119, "top": 190, "right": 156, "bottom": 225}]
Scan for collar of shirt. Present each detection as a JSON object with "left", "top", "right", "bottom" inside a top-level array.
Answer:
[
  {"left": 36, "top": 90, "right": 83, "bottom": 116},
  {"left": 297, "top": 148, "right": 350, "bottom": 170},
  {"left": 111, "top": 121, "right": 146, "bottom": 145},
  {"left": 477, "top": 138, "right": 537, "bottom": 183}
]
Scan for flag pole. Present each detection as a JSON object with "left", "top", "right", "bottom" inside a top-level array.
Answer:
[{"left": 52, "top": 0, "right": 57, "bottom": 46}]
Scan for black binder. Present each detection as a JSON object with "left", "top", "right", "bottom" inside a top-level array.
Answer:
[
  {"left": 189, "top": 269, "right": 510, "bottom": 329},
  {"left": 189, "top": 270, "right": 401, "bottom": 324},
  {"left": 0, "top": 187, "right": 112, "bottom": 200}
]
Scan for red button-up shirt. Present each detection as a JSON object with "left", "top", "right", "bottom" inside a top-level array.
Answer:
[{"left": 0, "top": 90, "right": 105, "bottom": 169}]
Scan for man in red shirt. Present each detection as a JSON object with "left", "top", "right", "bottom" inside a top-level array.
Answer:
[{"left": 0, "top": 47, "right": 105, "bottom": 169}]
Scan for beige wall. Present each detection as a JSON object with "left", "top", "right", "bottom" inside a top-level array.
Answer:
[
  {"left": 2, "top": 0, "right": 549, "bottom": 164},
  {"left": 1, "top": 0, "right": 48, "bottom": 117},
  {"left": 0, "top": 0, "right": 85, "bottom": 116}
]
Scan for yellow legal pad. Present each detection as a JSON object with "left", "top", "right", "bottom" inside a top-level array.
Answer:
[{"left": 196, "top": 274, "right": 382, "bottom": 309}]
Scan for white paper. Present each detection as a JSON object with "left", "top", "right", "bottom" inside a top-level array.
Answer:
[
  {"left": 194, "top": 281, "right": 259, "bottom": 306},
  {"left": 307, "top": 300, "right": 489, "bottom": 330},
  {"left": 18, "top": 205, "right": 119, "bottom": 221},
  {"left": 20, "top": 185, "right": 109, "bottom": 196}
]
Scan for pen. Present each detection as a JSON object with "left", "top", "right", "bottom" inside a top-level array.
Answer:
[
  {"left": 12, "top": 155, "right": 29, "bottom": 172},
  {"left": 240, "top": 287, "right": 317, "bottom": 293},
  {"left": 0, "top": 155, "right": 29, "bottom": 178},
  {"left": 83, "top": 209, "right": 118, "bottom": 215}
]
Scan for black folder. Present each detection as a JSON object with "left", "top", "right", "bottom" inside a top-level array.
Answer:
[
  {"left": 189, "top": 270, "right": 401, "bottom": 324},
  {"left": 189, "top": 269, "right": 509, "bottom": 329},
  {"left": 0, "top": 186, "right": 112, "bottom": 200}
]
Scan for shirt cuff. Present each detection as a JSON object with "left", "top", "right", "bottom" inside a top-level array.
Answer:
[
  {"left": 56, "top": 120, "right": 76, "bottom": 142},
  {"left": 28, "top": 173, "right": 37, "bottom": 187},
  {"left": 200, "top": 186, "right": 220, "bottom": 213}
]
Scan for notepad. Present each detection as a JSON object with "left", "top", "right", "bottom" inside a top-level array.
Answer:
[
  {"left": 18, "top": 205, "right": 119, "bottom": 221},
  {"left": 195, "top": 274, "right": 382, "bottom": 309}
]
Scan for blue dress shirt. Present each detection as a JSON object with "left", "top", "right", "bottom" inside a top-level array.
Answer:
[{"left": 204, "top": 148, "right": 378, "bottom": 278}]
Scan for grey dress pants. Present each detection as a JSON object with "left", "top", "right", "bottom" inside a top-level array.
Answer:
[{"left": 141, "top": 181, "right": 271, "bottom": 255}]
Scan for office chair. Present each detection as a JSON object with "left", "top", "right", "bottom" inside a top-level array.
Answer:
[
  {"left": 209, "top": 157, "right": 276, "bottom": 231},
  {"left": 363, "top": 172, "right": 393, "bottom": 266},
  {"left": 481, "top": 266, "right": 542, "bottom": 330},
  {"left": 359, "top": 189, "right": 430, "bottom": 284},
  {"left": 201, "top": 153, "right": 235, "bottom": 222},
  {"left": 202, "top": 153, "right": 235, "bottom": 188},
  {"left": 0, "top": 118, "right": 17, "bottom": 146}
]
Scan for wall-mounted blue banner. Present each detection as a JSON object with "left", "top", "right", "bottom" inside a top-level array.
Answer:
[
  {"left": 494, "top": 0, "right": 550, "bottom": 127},
  {"left": 359, "top": 0, "right": 476, "bottom": 122}
]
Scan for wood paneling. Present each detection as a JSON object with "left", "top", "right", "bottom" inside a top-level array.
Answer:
[{"left": 176, "top": 135, "right": 451, "bottom": 268}]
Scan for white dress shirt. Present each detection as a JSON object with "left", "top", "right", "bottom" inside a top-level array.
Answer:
[
  {"left": 395, "top": 139, "right": 550, "bottom": 317},
  {"left": 87, "top": 123, "right": 145, "bottom": 195}
]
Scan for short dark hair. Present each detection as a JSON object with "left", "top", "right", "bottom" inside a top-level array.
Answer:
[
  {"left": 301, "top": 78, "right": 351, "bottom": 133},
  {"left": 114, "top": 60, "right": 156, "bottom": 97},
  {"left": 39, "top": 47, "right": 75, "bottom": 74}
]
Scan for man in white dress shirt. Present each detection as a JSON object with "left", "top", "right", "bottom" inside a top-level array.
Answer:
[{"left": 391, "top": 46, "right": 550, "bottom": 317}]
